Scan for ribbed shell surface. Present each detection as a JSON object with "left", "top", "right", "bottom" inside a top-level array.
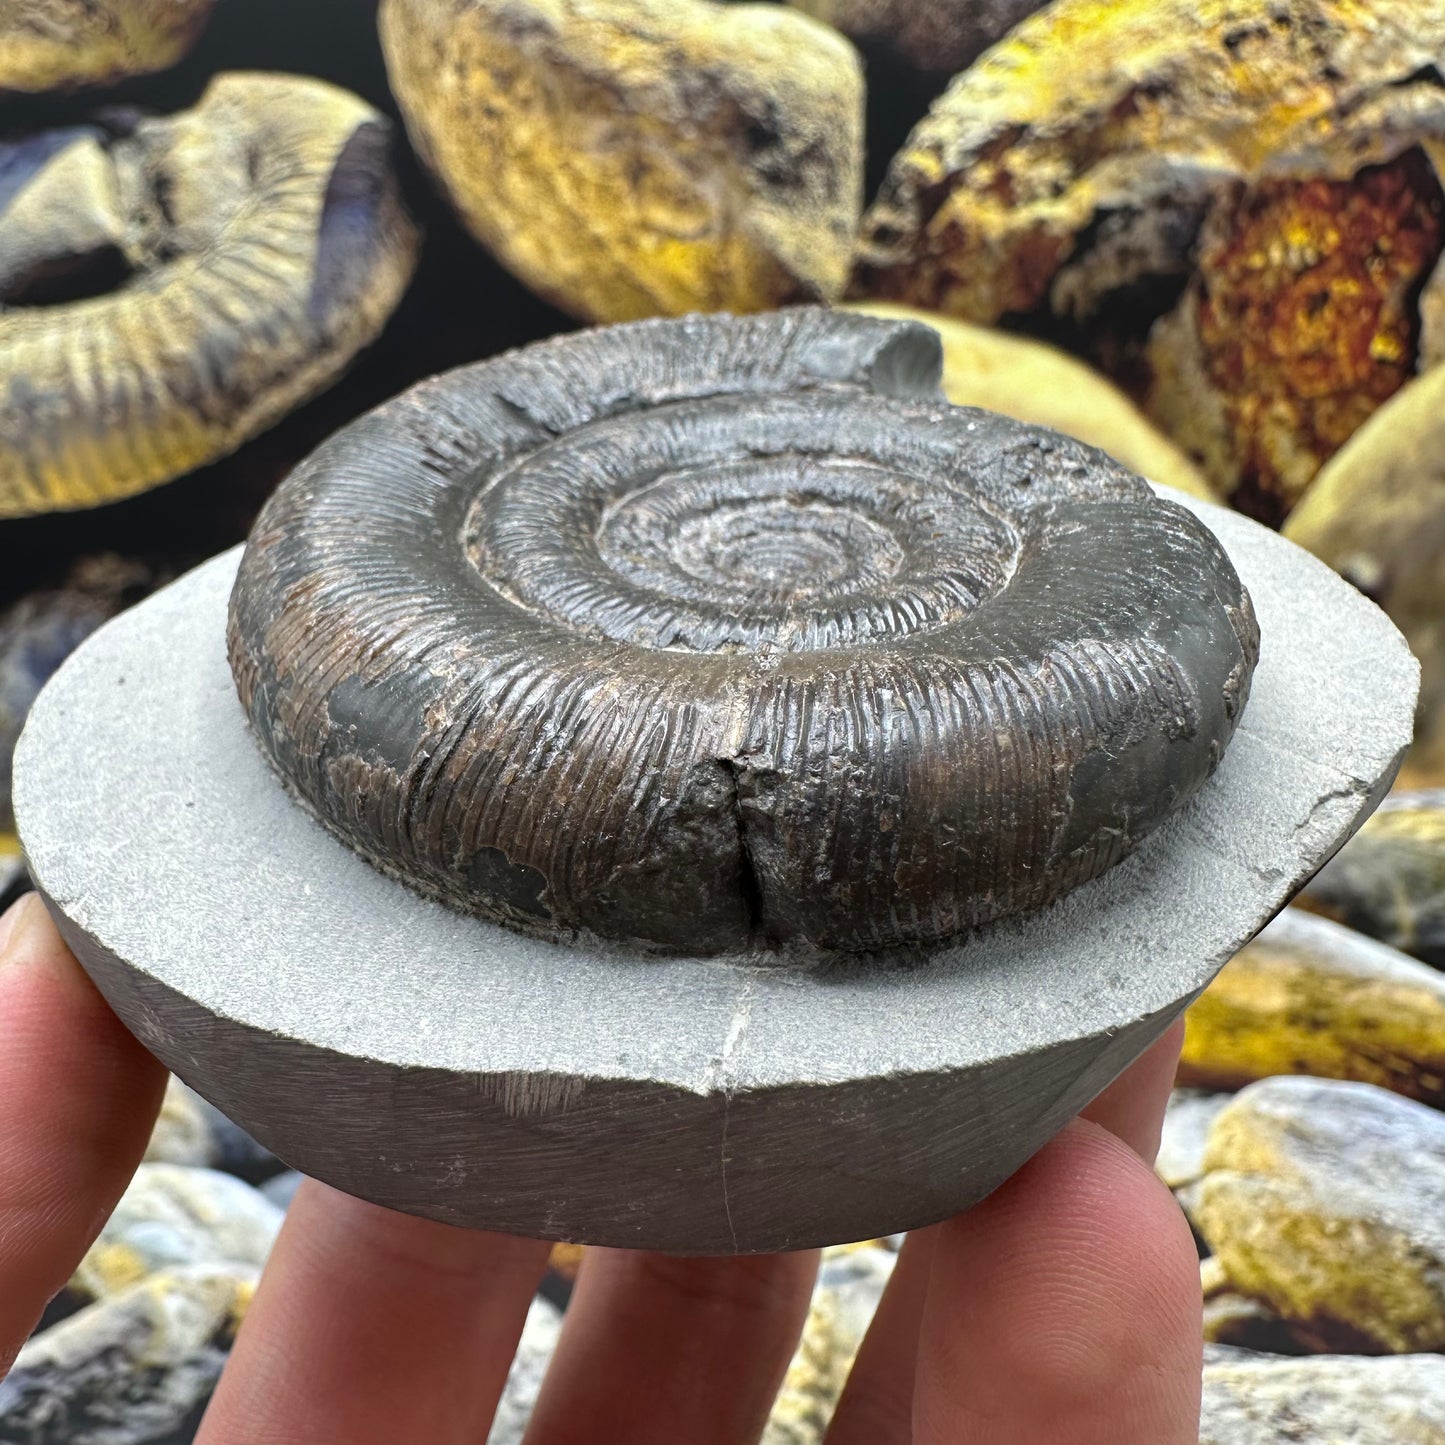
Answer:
[
  {"left": 228, "top": 309, "right": 1259, "bottom": 955},
  {"left": 0, "top": 72, "right": 418, "bottom": 517}
]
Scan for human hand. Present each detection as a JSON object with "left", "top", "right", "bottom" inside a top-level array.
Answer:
[{"left": 0, "top": 892, "right": 1201, "bottom": 1444}]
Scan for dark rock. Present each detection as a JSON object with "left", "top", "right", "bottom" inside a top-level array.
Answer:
[
  {"left": 0, "top": 1265, "right": 254, "bottom": 1445},
  {"left": 1298, "top": 790, "right": 1445, "bottom": 967}
]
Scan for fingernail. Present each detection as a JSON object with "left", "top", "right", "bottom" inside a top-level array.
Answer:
[{"left": 0, "top": 893, "right": 38, "bottom": 961}]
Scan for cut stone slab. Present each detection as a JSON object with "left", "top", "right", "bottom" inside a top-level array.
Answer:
[{"left": 13, "top": 491, "right": 1417, "bottom": 1253}]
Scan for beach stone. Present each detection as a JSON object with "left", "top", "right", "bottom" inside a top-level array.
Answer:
[
  {"left": 1285, "top": 366, "right": 1445, "bottom": 786},
  {"left": 0, "top": 1264, "right": 254, "bottom": 1445},
  {"left": 12, "top": 483, "right": 1416, "bottom": 1252},
  {"left": 762, "top": 1244, "right": 895, "bottom": 1445},
  {"left": 1197, "top": 1076, "right": 1445, "bottom": 1352},
  {"left": 846, "top": 302, "right": 1214, "bottom": 499},
  {"left": 141, "top": 1079, "right": 280, "bottom": 1183},
  {"left": 1201, "top": 1344, "right": 1445, "bottom": 1444},
  {"left": 1159, "top": 1088, "right": 1230, "bottom": 1235},
  {"left": 1179, "top": 909, "right": 1445, "bottom": 1104},
  {"left": 486, "top": 1296, "right": 563, "bottom": 1445},
  {"left": 1298, "top": 790, "right": 1445, "bottom": 967},
  {"left": 1200, "top": 1258, "right": 1314, "bottom": 1355},
  {"left": 258, "top": 1171, "right": 304, "bottom": 1213},
  {"left": 143, "top": 1079, "right": 213, "bottom": 1169},
  {"left": 71, "top": 1165, "right": 281, "bottom": 1304},
  {"left": 1158, "top": 1089, "right": 1231, "bottom": 1194}
]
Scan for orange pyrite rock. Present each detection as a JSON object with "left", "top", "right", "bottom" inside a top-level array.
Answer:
[{"left": 855, "top": 0, "right": 1445, "bottom": 520}]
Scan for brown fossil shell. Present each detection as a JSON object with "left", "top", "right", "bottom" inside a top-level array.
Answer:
[
  {"left": 0, "top": 72, "right": 420, "bottom": 519},
  {"left": 228, "top": 309, "right": 1259, "bottom": 957},
  {"left": 378, "top": 0, "right": 863, "bottom": 324},
  {"left": 0, "top": 0, "right": 214, "bottom": 94},
  {"left": 853, "top": 0, "right": 1445, "bottom": 515}
]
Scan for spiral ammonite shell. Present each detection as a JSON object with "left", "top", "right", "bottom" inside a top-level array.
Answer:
[
  {"left": 0, "top": 73, "right": 418, "bottom": 518},
  {"left": 228, "top": 309, "right": 1259, "bottom": 956}
]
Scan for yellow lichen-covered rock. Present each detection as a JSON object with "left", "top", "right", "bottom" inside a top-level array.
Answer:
[
  {"left": 1285, "top": 371, "right": 1445, "bottom": 785},
  {"left": 1, "top": 1266, "right": 257, "bottom": 1440},
  {"left": 0, "top": 72, "right": 419, "bottom": 519},
  {"left": 846, "top": 302, "right": 1215, "bottom": 499},
  {"left": 762, "top": 1244, "right": 893, "bottom": 1445},
  {"left": 1200, "top": 1257, "right": 1316, "bottom": 1353},
  {"left": 1178, "top": 909, "right": 1445, "bottom": 1103},
  {"left": 0, "top": 0, "right": 214, "bottom": 94},
  {"left": 1298, "top": 791, "right": 1445, "bottom": 966},
  {"left": 1197, "top": 1075, "right": 1445, "bottom": 1353},
  {"left": 788, "top": 0, "right": 1046, "bottom": 75},
  {"left": 70, "top": 1164, "right": 282, "bottom": 1303},
  {"left": 854, "top": 0, "right": 1445, "bottom": 516},
  {"left": 380, "top": 0, "right": 863, "bottom": 323}
]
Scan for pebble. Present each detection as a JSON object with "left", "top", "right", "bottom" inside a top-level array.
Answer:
[
  {"left": 1158, "top": 1088, "right": 1230, "bottom": 1235},
  {"left": 485, "top": 1296, "right": 563, "bottom": 1445},
  {"left": 71, "top": 1164, "right": 282, "bottom": 1304},
  {"left": 0, "top": 1264, "right": 255, "bottom": 1445},
  {"left": 142, "top": 1080, "right": 281, "bottom": 1183},
  {"left": 1200, "top": 1258, "right": 1312, "bottom": 1355},
  {"left": 1197, "top": 1075, "right": 1445, "bottom": 1352},
  {"left": 1297, "top": 790, "right": 1445, "bottom": 967},
  {"left": 762, "top": 1244, "right": 895, "bottom": 1445},
  {"left": 1201, "top": 1344, "right": 1445, "bottom": 1444},
  {"left": 258, "top": 1171, "right": 304, "bottom": 1213},
  {"left": 1179, "top": 908, "right": 1445, "bottom": 1104}
]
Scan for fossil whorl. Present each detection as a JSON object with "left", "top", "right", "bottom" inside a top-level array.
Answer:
[
  {"left": 0, "top": 0, "right": 215, "bottom": 93},
  {"left": 228, "top": 309, "right": 1259, "bottom": 956},
  {"left": 0, "top": 72, "right": 419, "bottom": 519}
]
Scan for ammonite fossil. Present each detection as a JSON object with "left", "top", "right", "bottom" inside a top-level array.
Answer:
[
  {"left": 229, "top": 309, "right": 1259, "bottom": 956},
  {"left": 0, "top": 72, "right": 419, "bottom": 519},
  {"left": 379, "top": 0, "right": 863, "bottom": 324},
  {"left": 854, "top": 0, "right": 1445, "bottom": 517},
  {"left": 0, "top": 0, "right": 214, "bottom": 94}
]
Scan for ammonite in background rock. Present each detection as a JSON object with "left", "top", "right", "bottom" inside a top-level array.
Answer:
[
  {"left": 228, "top": 309, "right": 1258, "bottom": 956},
  {"left": 379, "top": 0, "right": 863, "bottom": 324},
  {"left": 0, "top": 0, "right": 214, "bottom": 94},
  {"left": 788, "top": 0, "right": 1048, "bottom": 75},
  {"left": 0, "top": 72, "right": 420, "bottom": 519},
  {"left": 853, "top": 0, "right": 1445, "bottom": 520},
  {"left": 847, "top": 302, "right": 1215, "bottom": 501}
]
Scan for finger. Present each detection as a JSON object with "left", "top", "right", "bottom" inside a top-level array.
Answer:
[
  {"left": 1081, "top": 1017, "right": 1186, "bottom": 1162},
  {"left": 827, "top": 1019, "right": 1187, "bottom": 1443},
  {"left": 914, "top": 1119, "right": 1201, "bottom": 1445},
  {"left": 196, "top": 1181, "right": 549, "bottom": 1445},
  {"left": 523, "top": 1247, "right": 821, "bottom": 1445},
  {"left": 0, "top": 894, "right": 166, "bottom": 1371},
  {"left": 824, "top": 1227, "right": 937, "bottom": 1445}
]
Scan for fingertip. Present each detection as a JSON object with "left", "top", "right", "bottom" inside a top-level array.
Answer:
[
  {"left": 916, "top": 1119, "right": 1201, "bottom": 1445},
  {"left": 1081, "top": 1017, "right": 1187, "bottom": 1162},
  {"left": 0, "top": 891, "right": 166, "bottom": 1366}
]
